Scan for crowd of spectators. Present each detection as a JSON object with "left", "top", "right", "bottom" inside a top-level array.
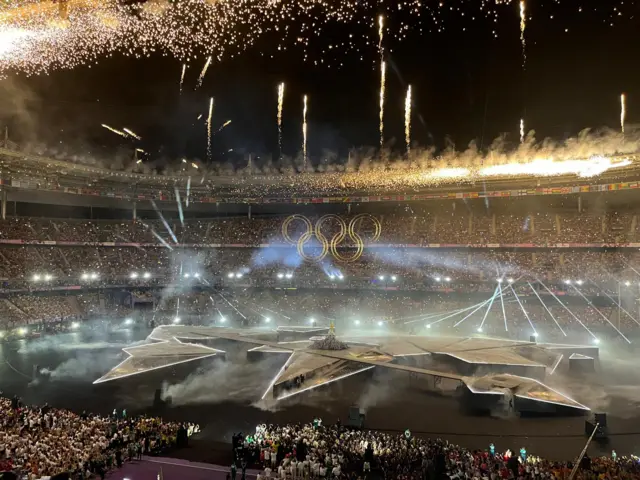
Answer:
[
  {"left": 0, "top": 395, "right": 190, "bottom": 478},
  {"left": 240, "top": 422, "right": 640, "bottom": 480}
]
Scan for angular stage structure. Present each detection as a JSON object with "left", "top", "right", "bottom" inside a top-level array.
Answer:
[{"left": 95, "top": 325, "right": 595, "bottom": 415}]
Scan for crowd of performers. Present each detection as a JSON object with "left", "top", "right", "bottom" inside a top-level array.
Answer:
[{"left": 230, "top": 422, "right": 640, "bottom": 479}]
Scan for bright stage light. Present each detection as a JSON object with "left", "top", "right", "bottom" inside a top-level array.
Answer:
[
  {"left": 507, "top": 278, "right": 514, "bottom": 284},
  {"left": 497, "top": 278, "right": 503, "bottom": 283},
  {"left": 194, "top": 273, "right": 200, "bottom": 278},
  {"left": 18, "top": 328, "right": 27, "bottom": 336},
  {"left": 391, "top": 275, "right": 397, "bottom": 282},
  {"left": 533, "top": 332, "right": 539, "bottom": 337},
  {"left": 32, "top": 274, "right": 41, "bottom": 281},
  {"left": 124, "top": 318, "right": 133, "bottom": 325},
  {"left": 354, "top": 320, "right": 361, "bottom": 326},
  {"left": 309, "top": 318, "right": 315, "bottom": 324},
  {"left": 277, "top": 273, "right": 284, "bottom": 279},
  {"left": 265, "top": 317, "right": 271, "bottom": 323},
  {"left": 329, "top": 274, "right": 335, "bottom": 280},
  {"left": 435, "top": 277, "right": 441, "bottom": 282},
  {"left": 71, "top": 322, "right": 80, "bottom": 329},
  {"left": 236, "top": 273, "right": 243, "bottom": 278},
  {"left": 130, "top": 272, "right": 138, "bottom": 279},
  {"left": 220, "top": 316, "right": 226, "bottom": 323},
  {"left": 227, "top": 272, "right": 235, "bottom": 278},
  {"left": 143, "top": 272, "right": 151, "bottom": 279},
  {"left": 184, "top": 273, "right": 191, "bottom": 278},
  {"left": 90, "top": 273, "right": 98, "bottom": 280},
  {"left": 564, "top": 279, "right": 572, "bottom": 284},
  {"left": 173, "top": 317, "right": 181, "bottom": 324},
  {"left": 285, "top": 273, "right": 293, "bottom": 279},
  {"left": 81, "top": 273, "right": 89, "bottom": 280},
  {"left": 444, "top": 277, "right": 451, "bottom": 282},
  {"left": 576, "top": 280, "right": 583, "bottom": 285},
  {"left": 0, "top": 331, "right": 4, "bottom": 338},
  {"left": 624, "top": 281, "right": 631, "bottom": 287},
  {"left": 593, "top": 338, "right": 600, "bottom": 345},
  {"left": 377, "top": 320, "right": 383, "bottom": 326},
  {"left": 378, "top": 275, "right": 385, "bottom": 281},
  {"left": 44, "top": 274, "right": 53, "bottom": 281},
  {"left": 426, "top": 324, "right": 431, "bottom": 329},
  {"left": 338, "top": 274, "right": 344, "bottom": 280},
  {"left": 477, "top": 327, "right": 483, "bottom": 333}
]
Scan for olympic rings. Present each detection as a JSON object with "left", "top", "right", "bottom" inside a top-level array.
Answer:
[{"left": 281, "top": 214, "right": 381, "bottom": 263}]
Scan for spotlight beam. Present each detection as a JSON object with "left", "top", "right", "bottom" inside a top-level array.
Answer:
[
  {"left": 528, "top": 282, "right": 567, "bottom": 336},
  {"left": 537, "top": 279, "right": 598, "bottom": 340},
  {"left": 217, "top": 293, "right": 247, "bottom": 319},
  {"left": 150, "top": 200, "right": 178, "bottom": 244},
  {"left": 499, "top": 282, "right": 508, "bottom": 332},
  {"left": 451, "top": 295, "right": 496, "bottom": 328},
  {"left": 174, "top": 187, "right": 185, "bottom": 227},
  {"left": 476, "top": 284, "right": 501, "bottom": 330},
  {"left": 586, "top": 278, "right": 640, "bottom": 327},
  {"left": 404, "top": 303, "right": 488, "bottom": 325},
  {"left": 509, "top": 284, "right": 537, "bottom": 334},
  {"left": 570, "top": 285, "right": 631, "bottom": 344}
]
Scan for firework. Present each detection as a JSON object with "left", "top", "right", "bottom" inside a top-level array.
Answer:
[
  {"left": 216, "top": 120, "right": 232, "bottom": 133},
  {"left": 277, "top": 82, "right": 285, "bottom": 160},
  {"left": 405, "top": 85, "right": 412, "bottom": 157},
  {"left": 101, "top": 124, "right": 127, "bottom": 138},
  {"left": 196, "top": 114, "right": 203, "bottom": 120},
  {"left": 621, "top": 93, "right": 626, "bottom": 134},
  {"left": 123, "top": 127, "right": 141, "bottom": 140},
  {"left": 378, "top": 15, "right": 384, "bottom": 55},
  {"left": 206, "top": 97, "right": 214, "bottom": 160},
  {"left": 196, "top": 56, "right": 212, "bottom": 89},
  {"left": 519, "top": 0, "right": 526, "bottom": 67},
  {"left": 179, "top": 63, "right": 186, "bottom": 93},
  {"left": 379, "top": 60, "right": 386, "bottom": 151},
  {"left": 520, "top": 118, "right": 525, "bottom": 144},
  {"left": 302, "top": 94, "right": 308, "bottom": 164}
]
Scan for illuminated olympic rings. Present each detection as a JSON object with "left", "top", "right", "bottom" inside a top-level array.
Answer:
[{"left": 281, "top": 214, "right": 381, "bottom": 262}]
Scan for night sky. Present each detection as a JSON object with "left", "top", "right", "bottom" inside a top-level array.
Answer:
[{"left": 0, "top": 0, "right": 637, "bottom": 168}]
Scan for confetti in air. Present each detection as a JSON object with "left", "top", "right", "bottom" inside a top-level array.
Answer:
[
  {"left": 621, "top": 93, "right": 626, "bottom": 134},
  {"left": 519, "top": 0, "right": 526, "bottom": 68},
  {"left": 179, "top": 64, "right": 186, "bottom": 94},
  {"left": 277, "top": 82, "right": 285, "bottom": 160},
  {"left": 196, "top": 56, "right": 212, "bottom": 89},
  {"left": 379, "top": 60, "right": 386, "bottom": 151},
  {"left": 101, "top": 124, "right": 127, "bottom": 138},
  {"left": 520, "top": 118, "right": 525, "bottom": 144},
  {"left": 206, "top": 97, "right": 214, "bottom": 159},
  {"left": 405, "top": 85, "right": 412, "bottom": 157},
  {"left": 123, "top": 127, "right": 141, "bottom": 140},
  {"left": 302, "top": 94, "right": 308, "bottom": 165}
]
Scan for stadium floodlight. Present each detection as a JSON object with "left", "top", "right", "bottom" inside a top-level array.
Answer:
[
  {"left": 71, "top": 322, "right": 80, "bottom": 329},
  {"left": 377, "top": 320, "right": 383, "bottom": 327},
  {"left": 507, "top": 278, "right": 514, "bottom": 284},
  {"left": 265, "top": 317, "right": 271, "bottom": 323},
  {"left": 378, "top": 275, "right": 385, "bottom": 281},
  {"left": 354, "top": 320, "right": 361, "bottom": 326},
  {"left": 44, "top": 274, "right": 53, "bottom": 281},
  {"left": 285, "top": 273, "right": 293, "bottom": 279},
  {"left": 434, "top": 277, "right": 441, "bottom": 282},
  {"left": 124, "top": 318, "right": 133, "bottom": 325},
  {"left": 90, "top": 273, "right": 98, "bottom": 280},
  {"left": 277, "top": 273, "right": 284, "bottom": 279},
  {"left": 227, "top": 272, "right": 235, "bottom": 278},
  {"left": 576, "top": 280, "right": 583, "bottom": 285},
  {"left": 624, "top": 281, "right": 631, "bottom": 287},
  {"left": 130, "top": 272, "right": 138, "bottom": 279},
  {"left": 444, "top": 277, "right": 451, "bottom": 282},
  {"left": 564, "top": 279, "right": 572, "bottom": 284},
  {"left": 173, "top": 317, "right": 181, "bottom": 324},
  {"left": 143, "top": 272, "right": 151, "bottom": 279},
  {"left": 81, "top": 273, "right": 89, "bottom": 280},
  {"left": 477, "top": 327, "right": 483, "bottom": 333},
  {"left": 32, "top": 274, "right": 41, "bottom": 282}
]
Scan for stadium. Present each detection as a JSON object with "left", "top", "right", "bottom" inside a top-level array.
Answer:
[{"left": 3, "top": 0, "right": 640, "bottom": 478}]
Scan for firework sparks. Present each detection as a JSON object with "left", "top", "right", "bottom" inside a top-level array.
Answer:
[
  {"left": 621, "top": 93, "right": 626, "bottom": 134},
  {"left": 123, "top": 127, "right": 141, "bottom": 140},
  {"left": 101, "top": 124, "right": 127, "bottom": 138},
  {"left": 520, "top": 118, "right": 525, "bottom": 144},
  {"left": 519, "top": 0, "right": 526, "bottom": 67},
  {"left": 379, "top": 60, "right": 386, "bottom": 151},
  {"left": 277, "top": 82, "right": 285, "bottom": 160},
  {"left": 179, "top": 63, "right": 186, "bottom": 93},
  {"left": 405, "top": 85, "right": 412, "bottom": 157},
  {"left": 216, "top": 120, "right": 231, "bottom": 133},
  {"left": 302, "top": 94, "right": 308, "bottom": 165},
  {"left": 206, "top": 97, "right": 214, "bottom": 160},
  {"left": 196, "top": 114, "right": 203, "bottom": 121},
  {"left": 196, "top": 56, "right": 212, "bottom": 89}
]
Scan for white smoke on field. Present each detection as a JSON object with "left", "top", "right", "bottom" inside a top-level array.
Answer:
[
  {"left": 18, "top": 335, "right": 147, "bottom": 354},
  {"left": 38, "top": 351, "right": 124, "bottom": 381},
  {"left": 161, "top": 357, "right": 283, "bottom": 405}
]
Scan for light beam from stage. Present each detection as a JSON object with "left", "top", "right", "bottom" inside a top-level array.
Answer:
[
  {"left": 570, "top": 285, "right": 631, "bottom": 344},
  {"left": 404, "top": 302, "right": 488, "bottom": 325},
  {"left": 586, "top": 278, "right": 640, "bottom": 327},
  {"left": 451, "top": 296, "right": 496, "bottom": 328},
  {"left": 428, "top": 298, "right": 493, "bottom": 327},
  {"left": 499, "top": 283, "right": 508, "bottom": 332},
  {"left": 217, "top": 293, "right": 247, "bottom": 319},
  {"left": 528, "top": 282, "right": 567, "bottom": 336},
  {"left": 277, "top": 366, "right": 376, "bottom": 400},
  {"left": 261, "top": 352, "right": 294, "bottom": 400},
  {"left": 509, "top": 284, "right": 537, "bottom": 336},
  {"left": 476, "top": 284, "right": 501, "bottom": 331},
  {"left": 537, "top": 279, "right": 598, "bottom": 341}
]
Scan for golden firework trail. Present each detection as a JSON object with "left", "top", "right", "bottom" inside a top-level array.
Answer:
[
  {"left": 519, "top": 0, "right": 526, "bottom": 67},
  {"left": 196, "top": 56, "right": 212, "bottom": 89},
  {"left": 379, "top": 60, "right": 386, "bottom": 150},
  {"left": 197, "top": 114, "right": 203, "bottom": 120},
  {"left": 179, "top": 63, "right": 187, "bottom": 93},
  {"left": 206, "top": 97, "right": 214, "bottom": 159},
  {"left": 216, "top": 120, "right": 232, "bottom": 133},
  {"left": 123, "top": 127, "right": 141, "bottom": 140},
  {"left": 405, "top": 85, "right": 412, "bottom": 157},
  {"left": 101, "top": 124, "right": 127, "bottom": 138},
  {"left": 520, "top": 118, "right": 525, "bottom": 144},
  {"left": 621, "top": 93, "right": 626, "bottom": 134},
  {"left": 277, "top": 82, "right": 285, "bottom": 159},
  {"left": 302, "top": 94, "right": 308, "bottom": 164},
  {"left": 378, "top": 15, "right": 384, "bottom": 55}
]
